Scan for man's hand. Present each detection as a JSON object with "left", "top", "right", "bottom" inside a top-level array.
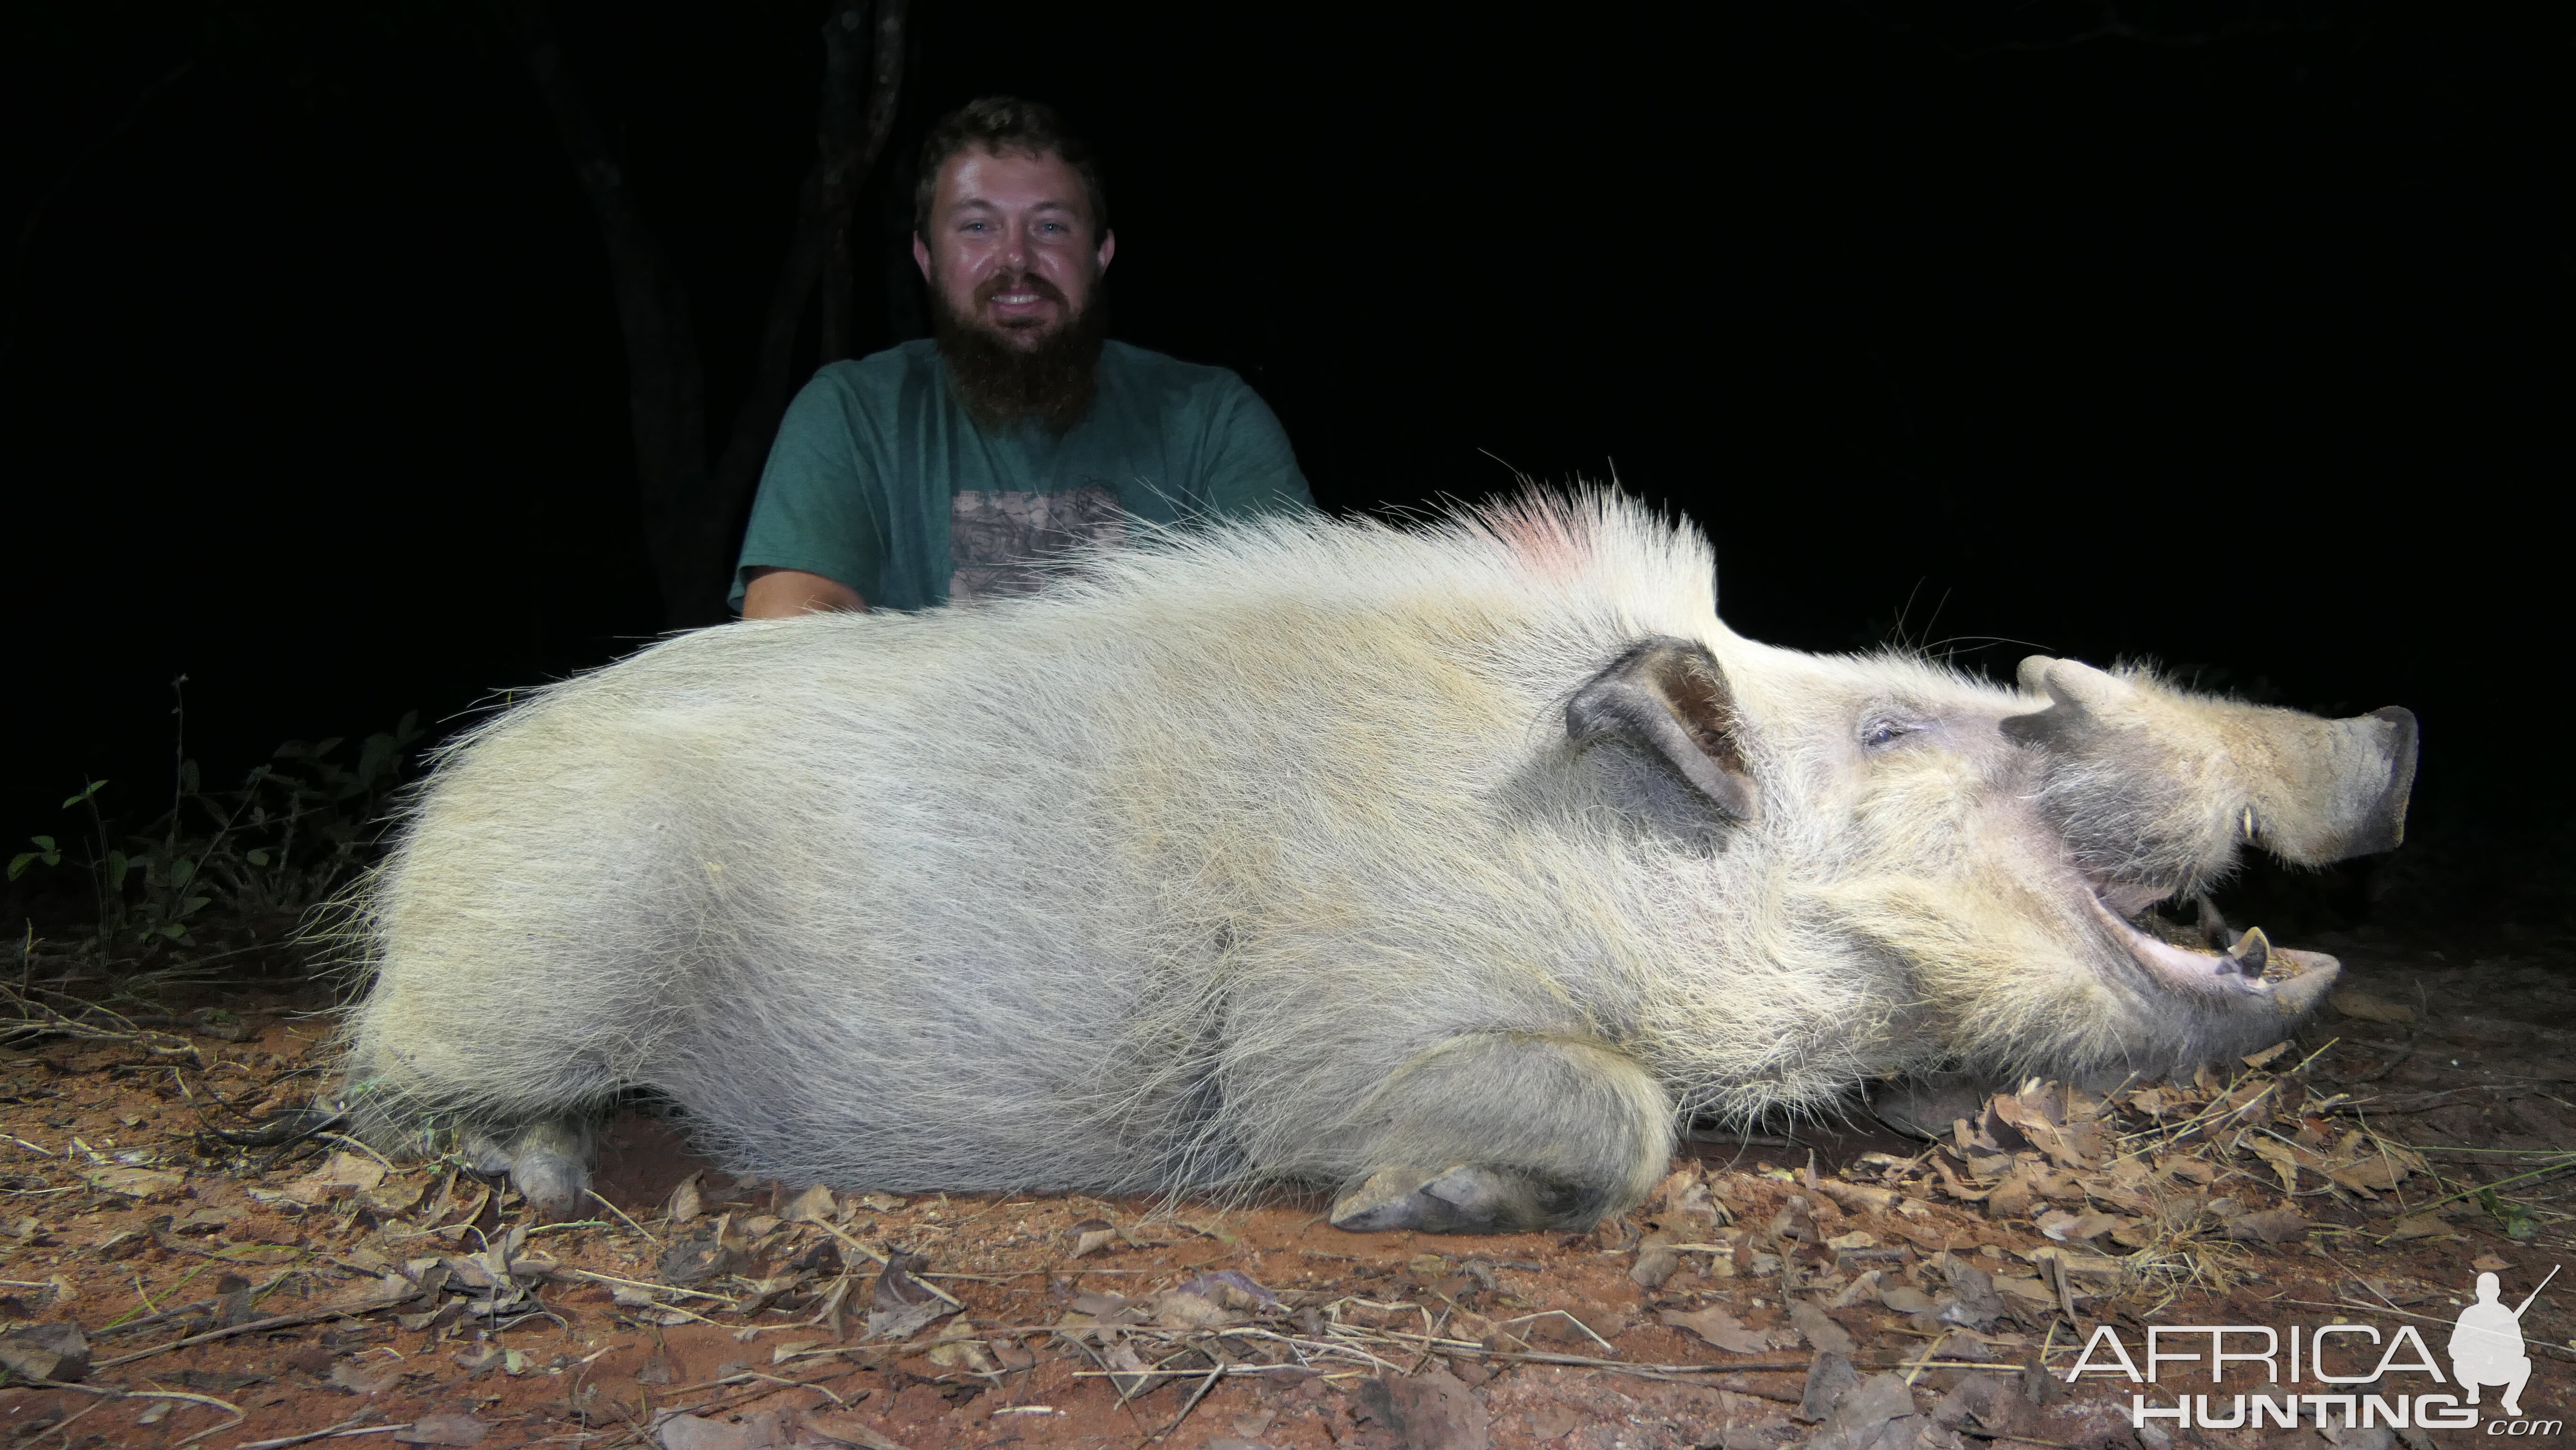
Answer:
[{"left": 742, "top": 568, "right": 867, "bottom": 619}]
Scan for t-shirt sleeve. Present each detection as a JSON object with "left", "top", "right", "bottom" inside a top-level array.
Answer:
[
  {"left": 730, "top": 370, "right": 890, "bottom": 611},
  {"left": 1195, "top": 376, "right": 1315, "bottom": 519}
]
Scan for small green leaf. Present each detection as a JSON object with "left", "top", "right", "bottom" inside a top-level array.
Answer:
[
  {"left": 31, "top": 836, "right": 56, "bottom": 852},
  {"left": 106, "top": 850, "right": 131, "bottom": 892},
  {"left": 179, "top": 896, "right": 211, "bottom": 917},
  {"left": 245, "top": 848, "right": 271, "bottom": 867},
  {"left": 358, "top": 733, "right": 395, "bottom": 787},
  {"left": 171, "top": 857, "right": 196, "bottom": 888},
  {"left": 7, "top": 853, "right": 38, "bottom": 881},
  {"left": 62, "top": 780, "right": 107, "bottom": 809},
  {"left": 158, "top": 923, "right": 187, "bottom": 940}
]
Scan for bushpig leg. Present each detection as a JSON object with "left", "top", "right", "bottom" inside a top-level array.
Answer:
[
  {"left": 459, "top": 1118, "right": 596, "bottom": 1222},
  {"left": 1326, "top": 1033, "right": 1673, "bottom": 1233}
]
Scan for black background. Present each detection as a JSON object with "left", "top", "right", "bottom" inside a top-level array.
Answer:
[{"left": 4, "top": 2, "right": 2566, "bottom": 922}]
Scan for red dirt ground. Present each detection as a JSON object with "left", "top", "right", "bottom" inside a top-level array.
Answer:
[{"left": 1, "top": 924, "right": 2569, "bottom": 1450}]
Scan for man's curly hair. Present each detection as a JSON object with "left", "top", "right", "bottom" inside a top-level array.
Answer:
[{"left": 913, "top": 97, "right": 1108, "bottom": 239}]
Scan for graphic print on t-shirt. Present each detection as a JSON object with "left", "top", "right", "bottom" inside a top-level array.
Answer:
[{"left": 948, "top": 484, "right": 1129, "bottom": 601}]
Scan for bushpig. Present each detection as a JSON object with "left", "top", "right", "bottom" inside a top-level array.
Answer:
[{"left": 335, "top": 492, "right": 2416, "bottom": 1232}]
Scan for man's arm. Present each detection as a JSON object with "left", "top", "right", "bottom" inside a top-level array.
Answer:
[
  {"left": 732, "top": 367, "right": 894, "bottom": 614},
  {"left": 741, "top": 567, "right": 867, "bottom": 618}
]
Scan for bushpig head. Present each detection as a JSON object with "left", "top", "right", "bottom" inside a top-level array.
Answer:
[{"left": 1567, "top": 638, "right": 2417, "bottom": 1088}]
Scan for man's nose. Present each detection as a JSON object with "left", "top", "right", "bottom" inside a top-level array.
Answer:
[{"left": 998, "top": 221, "right": 1031, "bottom": 269}]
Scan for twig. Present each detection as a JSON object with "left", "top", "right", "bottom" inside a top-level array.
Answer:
[
  {"left": 2271, "top": 1299, "right": 2576, "bottom": 1362},
  {"left": 586, "top": 1189, "right": 662, "bottom": 1244},
  {"left": 1151, "top": 1365, "right": 1224, "bottom": 1441},
  {"left": 20, "top": 1378, "right": 243, "bottom": 1436},
  {"left": 94, "top": 1294, "right": 419, "bottom": 1369},
  {"left": 554, "top": 1266, "right": 739, "bottom": 1305},
  {"left": 647, "top": 1364, "right": 858, "bottom": 1418},
  {"left": 225, "top": 1422, "right": 411, "bottom": 1450}
]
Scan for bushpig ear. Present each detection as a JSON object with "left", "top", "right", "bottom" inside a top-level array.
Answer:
[
  {"left": 1566, "top": 638, "right": 1758, "bottom": 822},
  {"left": 1999, "top": 657, "right": 2140, "bottom": 752}
]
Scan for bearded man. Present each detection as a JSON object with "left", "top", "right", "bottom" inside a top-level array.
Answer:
[{"left": 734, "top": 97, "right": 1313, "bottom": 617}]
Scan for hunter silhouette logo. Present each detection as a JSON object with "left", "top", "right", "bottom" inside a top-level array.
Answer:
[
  {"left": 2070, "top": 1263, "right": 2561, "bottom": 1434},
  {"left": 2451, "top": 1265, "right": 2555, "bottom": 1419}
]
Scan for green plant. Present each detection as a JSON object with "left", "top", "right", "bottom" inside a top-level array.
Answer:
[{"left": 8, "top": 676, "right": 426, "bottom": 985}]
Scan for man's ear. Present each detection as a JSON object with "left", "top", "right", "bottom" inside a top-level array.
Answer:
[
  {"left": 912, "top": 233, "right": 933, "bottom": 283},
  {"left": 1566, "top": 638, "right": 1758, "bottom": 822},
  {"left": 1095, "top": 228, "right": 1115, "bottom": 275}
]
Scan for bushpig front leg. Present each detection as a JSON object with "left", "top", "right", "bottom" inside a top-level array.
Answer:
[
  {"left": 459, "top": 1117, "right": 597, "bottom": 1223},
  {"left": 1328, "top": 1032, "right": 1673, "bottom": 1234}
]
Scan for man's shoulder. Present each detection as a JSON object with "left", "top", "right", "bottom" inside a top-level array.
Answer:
[
  {"left": 1099, "top": 340, "right": 1256, "bottom": 409},
  {"left": 809, "top": 340, "right": 942, "bottom": 401}
]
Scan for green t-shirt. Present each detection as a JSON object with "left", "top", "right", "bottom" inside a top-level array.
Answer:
[{"left": 731, "top": 339, "right": 1313, "bottom": 612}]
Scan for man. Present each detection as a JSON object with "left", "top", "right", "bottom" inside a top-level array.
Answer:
[{"left": 734, "top": 97, "right": 1312, "bottom": 617}]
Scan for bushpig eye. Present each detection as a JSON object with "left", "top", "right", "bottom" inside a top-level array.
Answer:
[{"left": 1860, "top": 718, "right": 1921, "bottom": 749}]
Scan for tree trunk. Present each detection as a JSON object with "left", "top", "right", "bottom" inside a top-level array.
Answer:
[
  {"left": 504, "top": 0, "right": 910, "bottom": 628},
  {"left": 501, "top": 0, "right": 711, "bottom": 625}
]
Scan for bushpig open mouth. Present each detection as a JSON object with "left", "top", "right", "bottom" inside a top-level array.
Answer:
[{"left": 2079, "top": 881, "right": 2339, "bottom": 1013}]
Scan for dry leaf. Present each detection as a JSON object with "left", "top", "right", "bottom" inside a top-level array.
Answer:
[
  {"left": 2330, "top": 990, "right": 2415, "bottom": 1023},
  {"left": 780, "top": 1184, "right": 837, "bottom": 1223},
  {"left": 393, "top": 1414, "right": 489, "bottom": 1446},
  {"left": 2327, "top": 1156, "right": 2412, "bottom": 1192},
  {"left": 329, "top": 1360, "right": 402, "bottom": 1395},
  {"left": 83, "top": 1167, "right": 184, "bottom": 1200},
  {"left": 1991, "top": 1274, "right": 2057, "bottom": 1305},
  {"left": 664, "top": 1174, "right": 702, "bottom": 1224},
  {"left": 1066, "top": 1217, "right": 1120, "bottom": 1260},
  {"left": 2037, "top": 1209, "right": 2122, "bottom": 1243},
  {"left": 1879, "top": 1286, "right": 1935, "bottom": 1315},
  {"left": 1658, "top": 1305, "right": 1770, "bottom": 1354},
  {"left": 2471, "top": 1253, "right": 2512, "bottom": 1274},
  {"left": 1787, "top": 1299, "right": 1855, "bottom": 1357},
  {"left": 2242, "top": 1041, "right": 2294, "bottom": 1069},
  {"left": 865, "top": 1252, "right": 953, "bottom": 1342},
  {"left": 1102, "top": 1340, "right": 1156, "bottom": 1399},
  {"left": 282, "top": 1152, "right": 386, "bottom": 1207},
  {"left": 1630, "top": 1234, "right": 1681, "bottom": 1288},
  {"left": 2225, "top": 1207, "right": 2307, "bottom": 1243}
]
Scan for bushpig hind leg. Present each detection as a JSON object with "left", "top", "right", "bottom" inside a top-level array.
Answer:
[{"left": 1328, "top": 1033, "right": 1673, "bottom": 1233}]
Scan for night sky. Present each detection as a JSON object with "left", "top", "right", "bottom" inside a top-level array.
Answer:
[{"left": 5, "top": 3, "right": 2567, "bottom": 918}]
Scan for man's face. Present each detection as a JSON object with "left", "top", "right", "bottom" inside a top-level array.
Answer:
[{"left": 913, "top": 147, "right": 1113, "bottom": 350}]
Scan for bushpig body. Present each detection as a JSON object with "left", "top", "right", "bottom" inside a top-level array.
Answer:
[{"left": 339, "top": 494, "right": 2415, "bottom": 1230}]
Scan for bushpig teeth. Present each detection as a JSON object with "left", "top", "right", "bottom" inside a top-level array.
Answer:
[
  {"left": 2224, "top": 926, "right": 2271, "bottom": 977},
  {"left": 2196, "top": 893, "right": 2233, "bottom": 950}
]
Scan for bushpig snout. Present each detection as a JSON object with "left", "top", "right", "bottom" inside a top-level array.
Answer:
[{"left": 2004, "top": 657, "right": 2417, "bottom": 886}]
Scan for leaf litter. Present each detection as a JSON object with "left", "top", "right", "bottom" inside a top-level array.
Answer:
[{"left": 2, "top": 934, "right": 2575, "bottom": 1447}]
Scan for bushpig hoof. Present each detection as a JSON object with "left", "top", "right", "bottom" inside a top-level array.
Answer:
[
  {"left": 1329, "top": 1162, "right": 1584, "bottom": 1233},
  {"left": 1867, "top": 1073, "right": 1988, "bottom": 1141},
  {"left": 460, "top": 1118, "right": 596, "bottom": 1223}
]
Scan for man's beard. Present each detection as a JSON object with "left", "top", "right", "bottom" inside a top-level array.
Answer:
[{"left": 930, "top": 272, "right": 1110, "bottom": 434}]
